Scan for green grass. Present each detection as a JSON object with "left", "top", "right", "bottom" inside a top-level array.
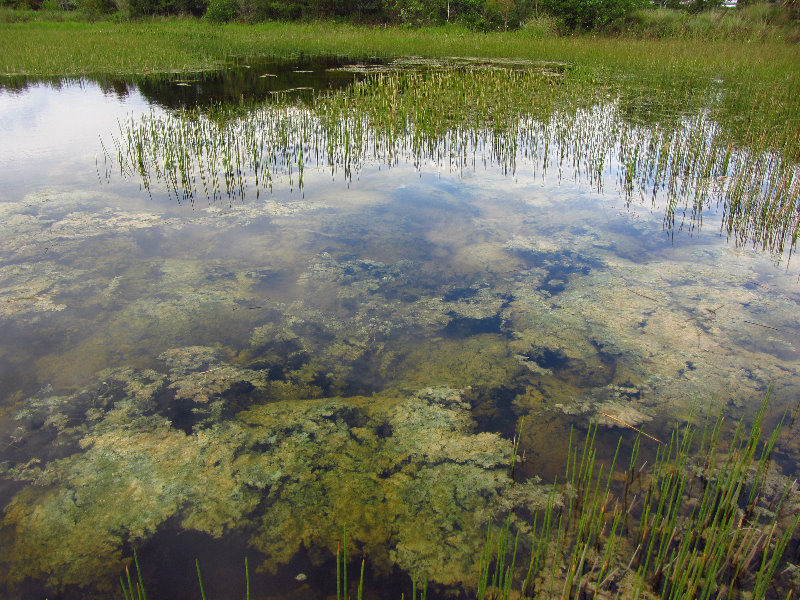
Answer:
[
  {"left": 0, "top": 18, "right": 798, "bottom": 82},
  {"left": 619, "top": 5, "right": 800, "bottom": 43}
]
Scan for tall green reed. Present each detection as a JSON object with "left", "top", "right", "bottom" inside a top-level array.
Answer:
[
  {"left": 479, "top": 391, "right": 799, "bottom": 599},
  {"left": 119, "top": 549, "right": 147, "bottom": 600},
  {"left": 105, "top": 65, "right": 800, "bottom": 259}
]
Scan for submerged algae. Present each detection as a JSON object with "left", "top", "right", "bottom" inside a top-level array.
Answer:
[
  {"left": 2, "top": 112, "right": 800, "bottom": 599},
  {"left": 500, "top": 229, "right": 800, "bottom": 430},
  {"left": 4, "top": 172, "right": 798, "bottom": 431},
  {"left": 0, "top": 353, "right": 552, "bottom": 594},
  {"left": 242, "top": 386, "right": 551, "bottom": 584},
  {"left": 1, "top": 414, "right": 256, "bottom": 591}
]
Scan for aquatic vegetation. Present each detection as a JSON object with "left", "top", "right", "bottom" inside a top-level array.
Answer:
[
  {"left": 0, "top": 351, "right": 552, "bottom": 594},
  {"left": 108, "top": 395, "right": 799, "bottom": 599},
  {"left": 478, "top": 396, "right": 800, "bottom": 600},
  {"left": 3, "top": 43, "right": 800, "bottom": 599},
  {"left": 106, "top": 63, "right": 800, "bottom": 259},
  {"left": 3, "top": 174, "right": 798, "bottom": 474}
]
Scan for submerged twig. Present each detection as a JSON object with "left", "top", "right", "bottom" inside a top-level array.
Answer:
[
  {"left": 628, "top": 289, "right": 660, "bottom": 303},
  {"left": 742, "top": 320, "right": 780, "bottom": 331},
  {"left": 598, "top": 412, "right": 663, "bottom": 444}
]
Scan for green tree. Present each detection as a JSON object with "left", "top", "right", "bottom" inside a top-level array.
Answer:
[
  {"left": 542, "top": 0, "right": 644, "bottom": 30},
  {"left": 386, "top": 0, "right": 445, "bottom": 25},
  {"left": 486, "top": 0, "right": 515, "bottom": 28}
]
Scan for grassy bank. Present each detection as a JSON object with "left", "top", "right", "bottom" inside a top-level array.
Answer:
[
  {"left": 620, "top": 4, "right": 800, "bottom": 42},
  {"left": 0, "top": 18, "right": 798, "bottom": 83},
  {"left": 2, "top": 18, "right": 800, "bottom": 149}
]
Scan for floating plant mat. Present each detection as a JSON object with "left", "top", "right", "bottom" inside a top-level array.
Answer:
[
  {"left": 1, "top": 380, "right": 553, "bottom": 590},
  {"left": 1, "top": 61, "right": 800, "bottom": 598}
]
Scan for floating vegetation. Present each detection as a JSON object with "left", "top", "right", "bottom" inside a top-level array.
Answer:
[
  {"left": 113, "top": 394, "right": 799, "bottom": 599},
  {"left": 0, "top": 363, "right": 552, "bottom": 594},
  {"left": 104, "top": 65, "right": 800, "bottom": 259}
]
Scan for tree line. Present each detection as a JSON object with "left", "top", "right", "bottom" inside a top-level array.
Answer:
[{"left": 6, "top": 0, "right": 795, "bottom": 31}]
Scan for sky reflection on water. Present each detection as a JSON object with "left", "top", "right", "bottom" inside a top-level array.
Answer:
[{"left": 0, "top": 72, "right": 799, "bottom": 599}]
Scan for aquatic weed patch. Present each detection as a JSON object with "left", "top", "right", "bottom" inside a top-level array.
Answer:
[
  {"left": 476, "top": 395, "right": 800, "bottom": 599},
  {"left": 108, "top": 395, "right": 800, "bottom": 599},
  {"left": 0, "top": 359, "right": 552, "bottom": 593},
  {"left": 105, "top": 65, "right": 800, "bottom": 258}
]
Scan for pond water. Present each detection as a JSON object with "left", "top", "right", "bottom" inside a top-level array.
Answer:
[{"left": 1, "top": 58, "right": 799, "bottom": 599}]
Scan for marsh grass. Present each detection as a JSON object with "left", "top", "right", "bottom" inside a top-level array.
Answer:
[
  {"left": 478, "top": 393, "right": 800, "bottom": 599},
  {"left": 1, "top": 19, "right": 798, "bottom": 80},
  {"left": 622, "top": 5, "right": 800, "bottom": 43},
  {"left": 119, "top": 550, "right": 147, "bottom": 600},
  {"left": 106, "top": 64, "right": 800, "bottom": 257}
]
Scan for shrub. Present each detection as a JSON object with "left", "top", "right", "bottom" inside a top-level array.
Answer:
[
  {"left": 2, "top": 0, "right": 42, "bottom": 8},
  {"left": 613, "top": 3, "right": 800, "bottom": 39},
  {"left": 205, "top": 0, "right": 237, "bottom": 21},
  {"left": 542, "top": 0, "right": 645, "bottom": 31},
  {"left": 112, "top": 0, "right": 206, "bottom": 18},
  {"left": 76, "top": 0, "right": 115, "bottom": 16},
  {"left": 783, "top": 0, "right": 799, "bottom": 21},
  {"left": 238, "top": 0, "right": 293, "bottom": 21},
  {"left": 520, "top": 13, "right": 559, "bottom": 36},
  {"left": 628, "top": 7, "right": 686, "bottom": 36},
  {"left": 386, "top": 0, "right": 445, "bottom": 26},
  {"left": 0, "top": 6, "right": 34, "bottom": 19}
]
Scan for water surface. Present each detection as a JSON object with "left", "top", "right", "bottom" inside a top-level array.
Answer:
[{"left": 1, "top": 60, "right": 799, "bottom": 599}]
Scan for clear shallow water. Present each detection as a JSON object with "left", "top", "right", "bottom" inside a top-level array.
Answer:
[
  {"left": 1, "top": 66, "right": 799, "bottom": 599},
  {"left": 0, "top": 80, "right": 149, "bottom": 201}
]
